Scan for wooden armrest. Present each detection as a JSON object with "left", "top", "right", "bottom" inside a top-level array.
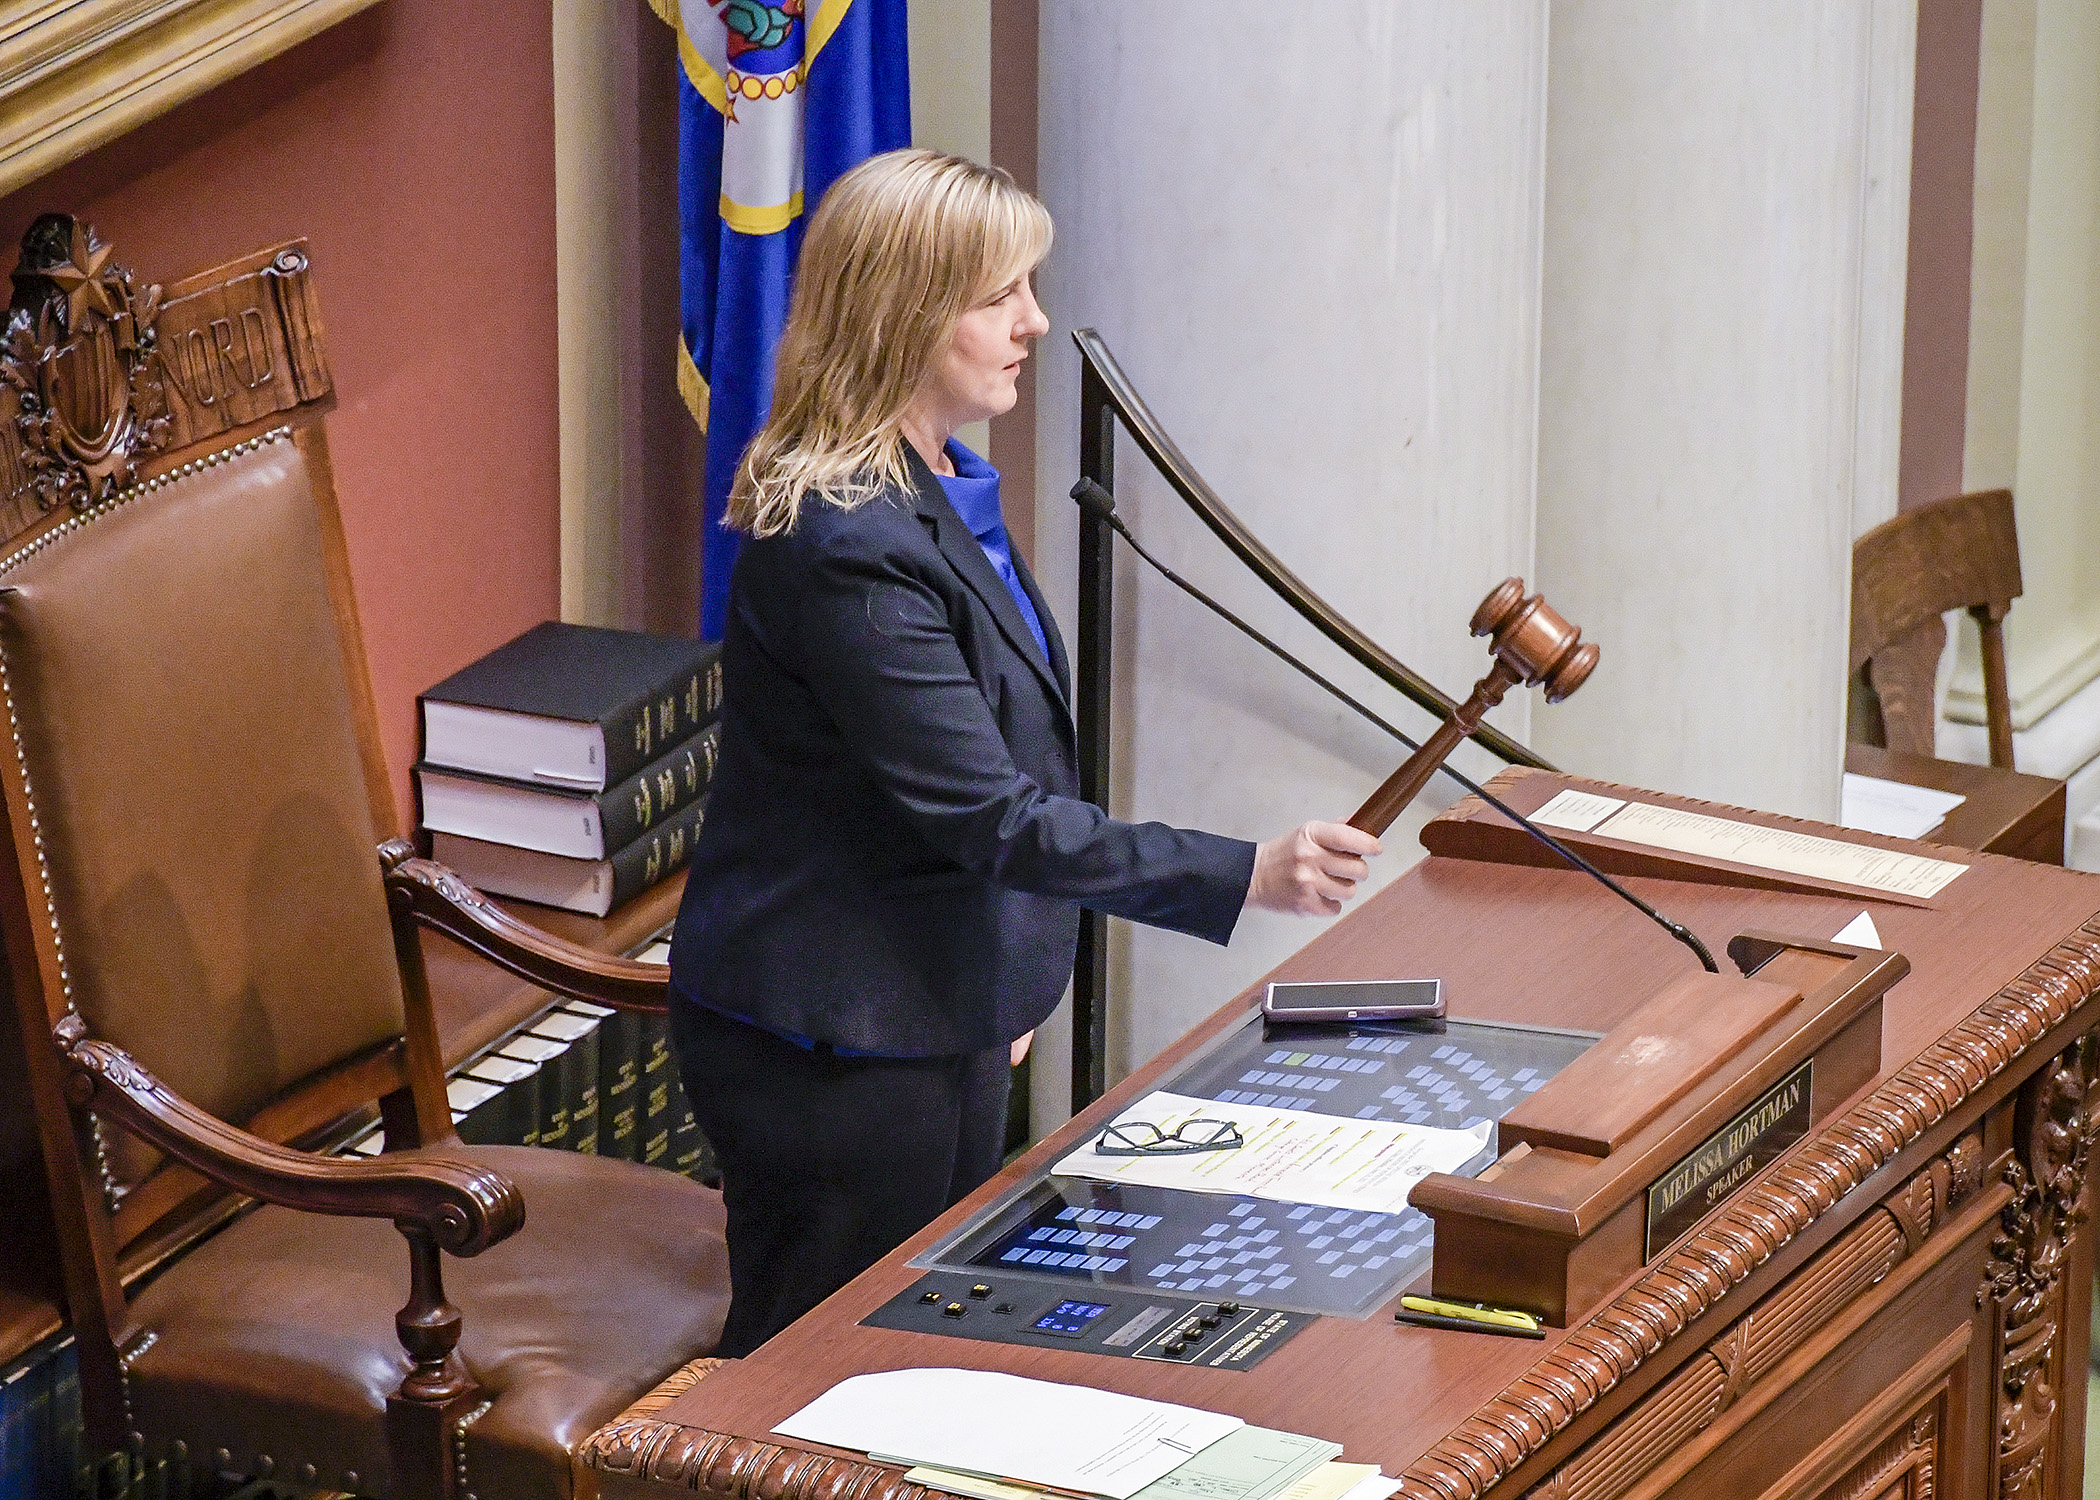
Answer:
[
  {"left": 53, "top": 1015, "right": 523, "bottom": 1256},
  {"left": 381, "top": 844, "right": 672, "bottom": 1011}
]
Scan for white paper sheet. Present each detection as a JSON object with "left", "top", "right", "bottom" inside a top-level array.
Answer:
[
  {"left": 1052, "top": 1091, "right": 1492, "bottom": 1216},
  {"left": 908, "top": 1430, "right": 1344, "bottom": 1500},
  {"left": 773, "top": 1369, "right": 1242, "bottom": 1500},
  {"left": 1833, "top": 911, "right": 1883, "bottom": 949},
  {"left": 1839, "top": 772, "right": 1966, "bottom": 840},
  {"left": 1531, "top": 788, "right": 1626, "bottom": 833},
  {"left": 1332, "top": 1477, "right": 1401, "bottom": 1500}
]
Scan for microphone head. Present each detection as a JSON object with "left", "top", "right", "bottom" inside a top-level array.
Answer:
[{"left": 1070, "top": 478, "right": 1118, "bottom": 517}]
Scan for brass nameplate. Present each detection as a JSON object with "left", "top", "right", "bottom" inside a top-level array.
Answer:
[{"left": 1645, "top": 1061, "right": 1811, "bottom": 1261}]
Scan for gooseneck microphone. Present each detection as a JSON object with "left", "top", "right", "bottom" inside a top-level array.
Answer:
[{"left": 1069, "top": 477, "right": 1719, "bottom": 974}]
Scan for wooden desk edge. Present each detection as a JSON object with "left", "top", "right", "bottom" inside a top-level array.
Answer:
[
  {"left": 581, "top": 1355, "right": 936, "bottom": 1500},
  {"left": 579, "top": 905, "right": 2100, "bottom": 1500}
]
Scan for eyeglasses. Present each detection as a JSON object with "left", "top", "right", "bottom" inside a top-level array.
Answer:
[{"left": 1093, "top": 1118, "right": 1244, "bottom": 1157}]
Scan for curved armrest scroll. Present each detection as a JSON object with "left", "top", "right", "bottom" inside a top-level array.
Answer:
[
  {"left": 53, "top": 1015, "right": 523, "bottom": 1255},
  {"left": 383, "top": 853, "right": 672, "bottom": 1012}
]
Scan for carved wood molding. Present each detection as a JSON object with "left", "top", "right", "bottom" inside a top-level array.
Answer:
[
  {"left": 386, "top": 854, "right": 673, "bottom": 1012},
  {"left": 1, "top": 218, "right": 332, "bottom": 547},
  {"left": 581, "top": 1357, "right": 934, "bottom": 1500},
  {"left": 1823, "top": 1409, "right": 1936, "bottom": 1500},
  {"left": 0, "top": 0, "right": 386, "bottom": 199},
  {"left": 1981, "top": 1035, "right": 2100, "bottom": 1500},
  {"left": 576, "top": 915, "right": 2100, "bottom": 1500},
  {"left": 1, "top": 214, "right": 170, "bottom": 522},
  {"left": 1394, "top": 914, "right": 2100, "bottom": 1500},
  {"left": 1519, "top": 1131, "right": 1983, "bottom": 1500}
]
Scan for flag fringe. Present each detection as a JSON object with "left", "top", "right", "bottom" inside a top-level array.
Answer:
[
  {"left": 645, "top": 0, "right": 678, "bottom": 29},
  {"left": 677, "top": 337, "right": 711, "bottom": 434}
]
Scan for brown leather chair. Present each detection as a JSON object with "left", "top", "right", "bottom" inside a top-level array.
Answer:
[
  {"left": 0, "top": 215, "right": 728, "bottom": 1499},
  {"left": 1849, "top": 488, "right": 2022, "bottom": 769}
]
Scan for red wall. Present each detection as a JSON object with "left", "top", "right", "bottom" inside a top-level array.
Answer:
[{"left": 0, "top": 1, "right": 560, "bottom": 833}]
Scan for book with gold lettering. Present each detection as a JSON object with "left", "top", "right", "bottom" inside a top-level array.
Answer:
[
  {"left": 418, "top": 622, "right": 722, "bottom": 792},
  {"left": 416, "top": 722, "right": 719, "bottom": 860},
  {"left": 431, "top": 796, "right": 707, "bottom": 917}
]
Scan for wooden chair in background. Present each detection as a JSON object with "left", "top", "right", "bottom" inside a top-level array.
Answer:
[
  {"left": 1847, "top": 488, "right": 2065, "bottom": 864},
  {"left": 1849, "top": 487, "right": 2021, "bottom": 768},
  {"left": 0, "top": 215, "right": 729, "bottom": 1500}
]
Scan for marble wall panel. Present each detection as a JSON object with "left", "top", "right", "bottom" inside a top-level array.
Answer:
[
  {"left": 1033, "top": 2, "right": 1551, "bottom": 1087},
  {"left": 1529, "top": 0, "right": 1907, "bottom": 821}
]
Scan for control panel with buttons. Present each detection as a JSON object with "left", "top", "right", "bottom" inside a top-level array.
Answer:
[{"left": 863, "top": 1275, "right": 1312, "bottom": 1369}]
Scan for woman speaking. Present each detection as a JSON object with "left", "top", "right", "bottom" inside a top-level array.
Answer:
[{"left": 668, "top": 148, "right": 1381, "bottom": 1356}]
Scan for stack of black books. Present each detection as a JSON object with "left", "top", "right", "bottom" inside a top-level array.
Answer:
[
  {"left": 416, "top": 622, "right": 723, "bottom": 917},
  {"left": 0, "top": 1333, "right": 81, "bottom": 1498},
  {"left": 346, "top": 975, "right": 719, "bottom": 1183}
]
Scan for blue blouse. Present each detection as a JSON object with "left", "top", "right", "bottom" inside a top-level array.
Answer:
[{"left": 935, "top": 440, "right": 1050, "bottom": 664}]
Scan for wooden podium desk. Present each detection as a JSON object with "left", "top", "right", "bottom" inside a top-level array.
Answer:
[{"left": 582, "top": 782, "right": 2100, "bottom": 1500}]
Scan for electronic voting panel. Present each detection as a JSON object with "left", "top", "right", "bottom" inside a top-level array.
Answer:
[{"left": 863, "top": 1015, "right": 1593, "bottom": 1367}]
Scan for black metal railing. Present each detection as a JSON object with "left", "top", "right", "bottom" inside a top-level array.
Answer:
[{"left": 1068, "top": 328, "right": 1557, "bottom": 1112}]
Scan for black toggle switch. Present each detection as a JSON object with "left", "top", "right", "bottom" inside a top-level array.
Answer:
[
  {"left": 993, "top": 1302, "right": 1015, "bottom": 1315},
  {"left": 968, "top": 1284, "right": 993, "bottom": 1299},
  {"left": 918, "top": 1290, "right": 942, "bottom": 1304},
  {"left": 1217, "top": 1301, "right": 1244, "bottom": 1315},
  {"left": 942, "top": 1302, "right": 967, "bottom": 1318},
  {"left": 1196, "top": 1314, "right": 1222, "bottom": 1330}
]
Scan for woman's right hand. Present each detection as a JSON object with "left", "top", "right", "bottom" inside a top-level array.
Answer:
[{"left": 1245, "top": 821, "right": 1383, "bottom": 916}]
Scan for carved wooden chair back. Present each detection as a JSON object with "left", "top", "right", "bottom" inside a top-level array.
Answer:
[
  {"left": 0, "top": 214, "right": 725, "bottom": 1500},
  {"left": 1848, "top": 489, "right": 2022, "bottom": 770},
  {"left": 0, "top": 212, "right": 455, "bottom": 1448}
]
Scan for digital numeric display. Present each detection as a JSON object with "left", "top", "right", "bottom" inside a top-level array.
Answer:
[{"left": 1032, "top": 1300, "right": 1111, "bottom": 1336}]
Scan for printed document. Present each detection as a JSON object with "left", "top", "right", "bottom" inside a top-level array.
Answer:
[
  {"left": 1053, "top": 1091, "right": 1492, "bottom": 1216},
  {"left": 773, "top": 1368, "right": 1242, "bottom": 1500},
  {"left": 1532, "top": 789, "right": 1968, "bottom": 899}
]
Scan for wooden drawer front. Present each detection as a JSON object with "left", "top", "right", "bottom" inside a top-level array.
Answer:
[
  {"left": 1525, "top": 1034, "right": 2100, "bottom": 1500},
  {"left": 1751, "top": 1329, "right": 1959, "bottom": 1500},
  {"left": 1639, "top": 1189, "right": 1990, "bottom": 1500},
  {"left": 1521, "top": 1126, "right": 1996, "bottom": 1500}
]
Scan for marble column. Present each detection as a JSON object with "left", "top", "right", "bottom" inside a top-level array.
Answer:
[
  {"left": 1032, "top": 3, "right": 1552, "bottom": 1107},
  {"left": 1945, "top": 0, "right": 2100, "bottom": 870},
  {"left": 1529, "top": 0, "right": 1916, "bottom": 821}
]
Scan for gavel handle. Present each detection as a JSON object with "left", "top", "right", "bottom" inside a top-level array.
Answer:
[
  {"left": 1348, "top": 658, "right": 1524, "bottom": 837},
  {"left": 1348, "top": 719, "right": 1471, "bottom": 836}
]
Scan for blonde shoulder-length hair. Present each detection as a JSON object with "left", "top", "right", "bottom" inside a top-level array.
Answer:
[{"left": 728, "top": 148, "right": 1052, "bottom": 537}]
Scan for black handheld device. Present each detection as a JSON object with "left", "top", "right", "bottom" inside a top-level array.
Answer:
[{"left": 1260, "top": 978, "right": 1444, "bottom": 1025}]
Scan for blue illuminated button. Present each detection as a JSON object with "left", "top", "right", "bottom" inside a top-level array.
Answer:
[{"left": 1032, "top": 1300, "right": 1113, "bottom": 1337}]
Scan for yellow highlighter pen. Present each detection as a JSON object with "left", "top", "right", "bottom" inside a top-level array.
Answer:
[{"left": 1396, "top": 1295, "right": 1545, "bottom": 1339}]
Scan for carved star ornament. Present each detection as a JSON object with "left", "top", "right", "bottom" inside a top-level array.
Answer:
[{"left": 1, "top": 213, "right": 169, "bottom": 510}]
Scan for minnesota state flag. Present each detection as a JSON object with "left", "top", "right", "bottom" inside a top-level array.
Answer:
[{"left": 654, "top": 0, "right": 911, "bottom": 638}]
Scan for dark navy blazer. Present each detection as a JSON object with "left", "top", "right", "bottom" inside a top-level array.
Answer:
[{"left": 668, "top": 445, "right": 1256, "bottom": 1057}]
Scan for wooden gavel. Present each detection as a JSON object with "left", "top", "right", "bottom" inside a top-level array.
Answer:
[{"left": 1348, "top": 579, "right": 1599, "bottom": 836}]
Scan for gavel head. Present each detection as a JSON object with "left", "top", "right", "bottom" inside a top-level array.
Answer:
[{"left": 1469, "top": 578, "right": 1599, "bottom": 703}]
